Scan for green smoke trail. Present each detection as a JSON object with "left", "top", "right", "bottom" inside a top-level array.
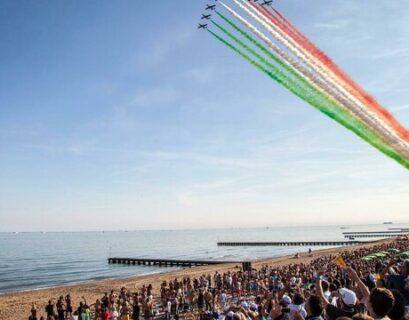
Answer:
[
  {"left": 207, "top": 29, "right": 409, "bottom": 169},
  {"left": 215, "top": 11, "right": 299, "bottom": 79}
]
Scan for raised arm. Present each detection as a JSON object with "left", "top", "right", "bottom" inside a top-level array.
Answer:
[
  {"left": 315, "top": 277, "right": 330, "bottom": 307},
  {"left": 345, "top": 267, "right": 370, "bottom": 301},
  {"left": 380, "top": 259, "right": 395, "bottom": 279}
]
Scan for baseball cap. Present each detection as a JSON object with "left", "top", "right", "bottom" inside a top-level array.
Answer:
[{"left": 339, "top": 288, "right": 357, "bottom": 306}]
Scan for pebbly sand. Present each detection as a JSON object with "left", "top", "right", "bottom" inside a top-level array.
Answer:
[{"left": 0, "top": 238, "right": 393, "bottom": 320}]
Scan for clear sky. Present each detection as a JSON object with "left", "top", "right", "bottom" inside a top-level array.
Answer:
[{"left": 1, "top": 0, "right": 408, "bottom": 232}]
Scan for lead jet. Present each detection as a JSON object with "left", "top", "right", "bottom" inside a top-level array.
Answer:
[
  {"left": 206, "top": 4, "right": 216, "bottom": 10},
  {"left": 198, "top": 24, "right": 208, "bottom": 29},
  {"left": 201, "top": 14, "right": 211, "bottom": 20},
  {"left": 261, "top": 0, "right": 273, "bottom": 5}
]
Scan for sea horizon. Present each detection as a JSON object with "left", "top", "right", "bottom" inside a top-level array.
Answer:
[{"left": 2, "top": 220, "right": 409, "bottom": 234}]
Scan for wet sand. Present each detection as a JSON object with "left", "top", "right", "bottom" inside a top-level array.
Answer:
[{"left": 0, "top": 238, "right": 392, "bottom": 320}]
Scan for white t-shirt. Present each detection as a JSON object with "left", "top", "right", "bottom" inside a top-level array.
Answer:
[
  {"left": 110, "top": 310, "right": 119, "bottom": 320},
  {"left": 220, "top": 293, "right": 227, "bottom": 305},
  {"left": 289, "top": 304, "right": 307, "bottom": 320}
]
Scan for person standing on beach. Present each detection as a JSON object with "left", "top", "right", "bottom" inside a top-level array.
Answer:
[
  {"left": 109, "top": 290, "right": 117, "bottom": 306},
  {"left": 197, "top": 289, "right": 204, "bottom": 313},
  {"left": 93, "top": 299, "right": 102, "bottom": 320},
  {"left": 109, "top": 306, "right": 119, "bottom": 320},
  {"left": 46, "top": 299, "right": 56, "bottom": 319},
  {"left": 132, "top": 294, "right": 140, "bottom": 320},
  {"left": 77, "top": 301, "right": 84, "bottom": 320},
  {"left": 100, "top": 307, "right": 109, "bottom": 320},
  {"left": 101, "top": 293, "right": 109, "bottom": 309},
  {"left": 29, "top": 304, "right": 39, "bottom": 320},
  {"left": 66, "top": 294, "right": 73, "bottom": 319},
  {"left": 165, "top": 298, "right": 172, "bottom": 320},
  {"left": 70, "top": 311, "right": 79, "bottom": 320},
  {"left": 56, "top": 296, "right": 66, "bottom": 320},
  {"left": 143, "top": 298, "right": 152, "bottom": 320},
  {"left": 121, "top": 301, "right": 131, "bottom": 320}
]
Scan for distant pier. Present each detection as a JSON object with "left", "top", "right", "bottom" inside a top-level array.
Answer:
[
  {"left": 217, "top": 241, "right": 365, "bottom": 247},
  {"left": 108, "top": 257, "right": 240, "bottom": 267},
  {"left": 343, "top": 231, "right": 408, "bottom": 239}
]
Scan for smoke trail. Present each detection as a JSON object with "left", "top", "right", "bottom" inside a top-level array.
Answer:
[
  {"left": 207, "top": 29, "right": 409, "bottom": 169},
  {"left": 235, "top": 0, "right": 409, "bottom": 156},
  {"left": 257, "top": 2, "right": 409, "bottom": 142},
  {"left": 216, "top": 3, "right": 409, "bottom": 158}
]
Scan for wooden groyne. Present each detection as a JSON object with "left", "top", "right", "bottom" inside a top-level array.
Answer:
[
  {"left": 343, "top": 231, "right": 407, "bottom": 239},
  {"left": 217, "top": 241, "right": 365, "bottom": 247},
  {"left": 108, "top": 257, "right": 240, "bottom": 267}
]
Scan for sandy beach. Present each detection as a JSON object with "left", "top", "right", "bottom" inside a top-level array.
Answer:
[{"left": 0, "top": 238, "right": 394, "bottom": 320}]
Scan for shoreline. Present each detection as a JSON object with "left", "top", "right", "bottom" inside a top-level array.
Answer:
[{"left": 0, "top": 238, "right": 392, "bottom": 320}]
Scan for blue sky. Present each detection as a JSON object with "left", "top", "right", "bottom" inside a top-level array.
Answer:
[{"left": 1, "top": 0, "right": 409, "bottom": 231}]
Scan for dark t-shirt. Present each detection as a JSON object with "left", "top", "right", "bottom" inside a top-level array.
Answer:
[
  {"left": 275, "top": 312, "right": 291, "bottom": 320},
  {"left": 133, "top": 304, "right": 140, "bottom": 316},
  {"left": 387, "top": 275, "right": 409, "bottom": 304},
  {"left": 326, "top": 304, "right": 356, "bottom": 320},
  {"left": 197, "top": 294, "right": 204, "bottom": 307},
  {"left": 46, "top": 304, "right": 55, "bottom": 316}
]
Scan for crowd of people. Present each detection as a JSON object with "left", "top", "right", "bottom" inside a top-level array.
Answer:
[{"left": 29, "top": 237, "right": 409, "bottom": 320}]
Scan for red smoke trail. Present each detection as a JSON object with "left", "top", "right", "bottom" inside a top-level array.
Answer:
[{"left": 251, "top": 2, "right": 409, "bottom": 142}]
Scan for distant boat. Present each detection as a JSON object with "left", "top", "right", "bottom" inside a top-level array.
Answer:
[
  {"left": 340, "top": 227, "right": 349, "bottom": 230},
  {"left": 383, "top": 222, "right": 393, "bottom": 225}
]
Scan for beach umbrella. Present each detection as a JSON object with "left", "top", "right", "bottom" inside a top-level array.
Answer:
[
  {"left": 369, "top": 253, "right": 386, "bottom": 258},
  {"left": 400, "top": 252, "right": 409, "bottom": 258},
  {"left": 362, "top": 255, "right": 376, "bottom": 260}
]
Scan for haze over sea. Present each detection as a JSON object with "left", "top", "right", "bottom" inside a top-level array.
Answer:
[{"left": 0, "top": 223, "right": 407, "bottom": 293}]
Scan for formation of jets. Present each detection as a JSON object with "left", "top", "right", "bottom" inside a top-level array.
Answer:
[
  {"left": 257, "top": 0, "right": 273, "bottom": 5},
  {"left": 198, "top": 0, "right": 274, "bottom": 30}
]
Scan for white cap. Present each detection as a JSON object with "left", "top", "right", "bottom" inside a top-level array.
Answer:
[
  {"left": 240, "top": 301, "right": 249, "bottom": 309},
  {"left": 250, "top": 303, "right": 258, "bottom": 311},
  {"left": 281, "top": 295, "right": 292, "bottom": 305},
  {"left": 339, "top": 288, "right": 357, "bottom": 306},
  {"left": 227, "top": 311, "right": 235, "bottom": 318}
]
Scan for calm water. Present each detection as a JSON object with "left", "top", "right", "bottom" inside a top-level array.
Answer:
[{"left": 0, "top": 223, "right": 407, "bottom": 293}]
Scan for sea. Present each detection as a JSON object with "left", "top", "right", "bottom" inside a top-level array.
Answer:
[{"left": 1, "top": 223, "right": 408, "bottom": 293}]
